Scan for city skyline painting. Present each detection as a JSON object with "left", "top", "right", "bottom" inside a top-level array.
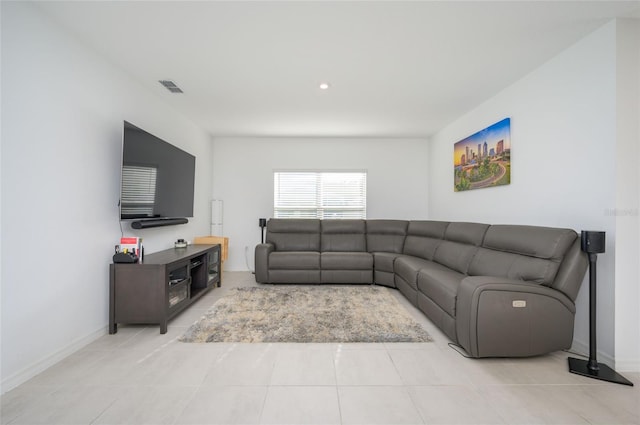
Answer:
[{"left": 454, "top": 118, "right": 511, "bottom": 192}]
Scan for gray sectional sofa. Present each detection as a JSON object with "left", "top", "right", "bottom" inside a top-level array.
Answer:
[{"left": 254, "top": 219, "right": 588, "bottom": 358}]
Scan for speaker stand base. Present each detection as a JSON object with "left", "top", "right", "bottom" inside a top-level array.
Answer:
[{"left": 568, "top": 357, "right": 634, "bottom": 386}]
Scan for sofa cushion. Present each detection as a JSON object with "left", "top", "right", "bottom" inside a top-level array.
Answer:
[
  {"left": 321, "top": 252, "right": 373, "bottom": 270},
  {"left": 373, "top": 252, "right": 412, "bottom": 273},
  {"left": 417, "top": 267, "right": 466, "bottom": 317},
  {"left": 269, "top": 270, "right": 321, "bottom": 284},
  {"left": 444, "top": 222, "right": 490, "bottom": 246},
  {"left": 394, "top": 256, "right": 451, "bottom": 290},
  {"left": 321, "top": 220, "right": 366, "bottom": 252},
  {"left": 402, "top": 221, "right": 449, "bottom": 260},
  {"left": 321, "top": 270, "right": 372, "bottom": 284},
  {"left": 467, "top": 225, "right": 579, "bottom": 286},
  {"left": 267, "top": 219, "right": 320, "bottom": 251},
  {"left": 433, "top": 241, "right": 478, "bottom": 274},
  {"left": 468, "top": 248, "right": 560, "bottom": 285},
  {"left": 269, "top": 251, "right": 320, "bottom": 270},
  {"left": 482, "top": 225, "right": 577, "bottom": 261},
  {"left": 366, "top": 220, "right": 408, "bottom": 253},
  {"left": 407, "top": 221, "right": 450, "bottom": 239}
]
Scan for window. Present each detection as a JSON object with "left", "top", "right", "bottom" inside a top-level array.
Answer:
[{"left": 274, "top": 171, "right": 367, "bottom": 219}]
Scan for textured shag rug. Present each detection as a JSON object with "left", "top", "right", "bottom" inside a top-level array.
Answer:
[{"left": 179, "top": 286, "right": 432, "bottom": 343}]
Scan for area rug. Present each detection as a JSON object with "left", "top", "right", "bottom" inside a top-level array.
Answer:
[{"left": 179, "top": 286, "right": 432, "bottom": 343}]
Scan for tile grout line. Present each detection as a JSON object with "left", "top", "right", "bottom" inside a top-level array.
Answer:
[
  {"left": 333, "top": 345, "right": 344, "bottom": 424},
  {"left": 385, "top": 345, "right": 427, "bottom": 424}
]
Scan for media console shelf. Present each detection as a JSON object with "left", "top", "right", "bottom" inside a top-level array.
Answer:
[{"left": 109, "top": 244, "right": 221, "bottom": 334}]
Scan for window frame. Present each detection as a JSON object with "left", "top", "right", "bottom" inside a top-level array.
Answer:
[{"left": 273, "top": 170, "right": 367, "bottom": 220}]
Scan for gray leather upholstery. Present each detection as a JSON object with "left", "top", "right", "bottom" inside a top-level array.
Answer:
[
  {"left": 455, "top": 276, "right": 576, "bottom": 357},
  {"left": 367, "top": 220, "right": 409, "bottom": 287},
  {"left": 417, "top": 291, "right": 457, "bottom": 341},
  {"left": 482, "top": 225, "right": 576, "bottom": 260},
  {"left": 321, "top": 220, "right": 366, "bottom": 251},
  {"left": 395, "top": 256, "right": 430, "bottom": 291},
  {"left": 266, "top": 219, "right": 320, "bottom": 251},
  {"left": 321, "top": 252, "right": 373, "bottom": 269},
  {"left": 402, "top": 220, "right": 448, "bottom": 260},
  {"left": 444, "top": 222, "right": 489, "bottom": 246},
  {"left": 322, "top": 270, "right": 373, "bottom": 284},
  {"left": 254, "top": 243, "right": 273, "bottom": 283},
  {"left": 373, "top": 252, "right": 411, "bottom": 288},
  {"left": 366, "top": 220, "right": 408, "bottom": 253},
  {"left": 270, "top": 252, "right": 320, "bottom": 269},
  {"left": 372, "top": 252, "right": 398, "bottom": 273},
  {"left": 552, "top": 239, "right": 588, "bottom": 300},
  {"left": 468, "top": 248, "right": 559, "bottom": 284},
  {"left": 254, "top": 218, "right": 588, "bottom": 358},
  {"left": 433, "top": 241, "right": 478, "bottom": 274},
  {"left": 417, "top": 266, "right": 465, "bottom": 317}
]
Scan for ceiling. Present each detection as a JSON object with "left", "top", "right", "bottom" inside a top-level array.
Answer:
[{"left": 36, "top": 1, "right": 640, "bottom": 138}]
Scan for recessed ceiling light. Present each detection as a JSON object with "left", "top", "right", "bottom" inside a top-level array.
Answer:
[{"left": 319, "top": 82, "right": 330, "bottom": 90}]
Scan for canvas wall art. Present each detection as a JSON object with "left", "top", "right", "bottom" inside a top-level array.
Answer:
[{"left": 454, "top": 118, "right": 511, "bottom": 192}]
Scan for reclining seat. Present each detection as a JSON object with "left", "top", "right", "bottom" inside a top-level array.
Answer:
[
  {"left": 416, "top": 222, "right": 489, "bottom": 342},
  {"left": 258, "top": 219, "right": 321, "bottom": 283},
  {"left": 394, "top": 221, "right": 449, "bottom": 305},
  {"left": 455, "top": 225, "right": 587, "bottom": 357},
  {"left": 320, "top": 220, "right": 372, "bottom": 284}
]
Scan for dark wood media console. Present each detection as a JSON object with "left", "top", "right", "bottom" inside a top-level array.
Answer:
[{"left": 109, "top": 244, "right": 221, "bottom": 334}]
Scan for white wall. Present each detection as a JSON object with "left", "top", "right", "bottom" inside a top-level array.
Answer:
[
  {"left": 614, "top": 19, "right": 640, "bottom": 372},
  {"left": 212, "top": 137, "right": 429, "bottom": 271},
  {"left": 429, "top": 22, "right": 620, "bottom": 366},
  {"left": 1, "top": 2, "right": 213, "bottom": 392}
]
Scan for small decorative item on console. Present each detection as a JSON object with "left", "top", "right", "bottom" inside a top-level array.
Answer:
[
  {"left": 113, "top": 251, "right": 139, "bottom": 263},
  {"left": 114, "top": 237, "right": 143, "bottom": 263},
  {"left": 175, "top": 238, "right": 188, "bottom": 248}
]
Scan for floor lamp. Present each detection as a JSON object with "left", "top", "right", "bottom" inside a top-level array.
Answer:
[{"left": 568, "top": 231, "right": 634, "bottom": 386}]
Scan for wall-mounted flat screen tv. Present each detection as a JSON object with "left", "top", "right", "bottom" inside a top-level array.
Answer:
[{"left": 120, "top": 121, "right": 195, "bottom": 220}]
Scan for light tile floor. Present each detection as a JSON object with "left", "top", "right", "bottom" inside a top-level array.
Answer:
[{"left": 2, "top": 272, "right": 638, "bottom": 424}]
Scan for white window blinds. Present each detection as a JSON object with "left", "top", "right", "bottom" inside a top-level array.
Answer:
[
  {"left": 120, "top": 165, "right": 158, "bottom": 217},
  {"left": 274, "top": 171, "right": 367, "bottom": 219}
]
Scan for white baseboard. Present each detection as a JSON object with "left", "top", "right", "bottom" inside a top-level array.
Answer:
[
  {"left": 570, "top": 338, "right": 640, "bottom": 372},
  {"left": 614, "top": 358, "right": 640, "bottom": 373},
  {"left": 1, "top": 326, "right": 107, "bottom": 395},
  {"left": 569, "top": 338, "right": 615, "bottom": 368}
]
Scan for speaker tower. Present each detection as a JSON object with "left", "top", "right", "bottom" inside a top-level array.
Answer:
[{"left": 568, "top": 231, "right": 633, "bottom": 386}]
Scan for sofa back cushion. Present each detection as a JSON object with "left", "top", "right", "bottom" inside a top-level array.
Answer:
[
  {"left": 432, "top": 222, "right": 489, "bottom": 274},
  {"left": 481, "top": 225, "right": 577, "bottom": 261},
  {"left": 468, "top": 225, "right": 578, "bottom": 285},
  {"left": 266, "top": 219, "right": 320, "bottom": 251},
  {"left": 321, "top": 220, "right": 366, "bottom": 252},
  {"left": 402, "top": 221, "right": 449, "bottom": 260},
  {"left": 444, "top": 222, "right": 490, "bottom": 245},
  {"left": 366, "top": 220, "right": 408, "bottom": 253}
]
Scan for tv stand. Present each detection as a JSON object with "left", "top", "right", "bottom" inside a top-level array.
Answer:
[
  {"left": 109, "top": 244, "right": 221, "bottom": 334},
  {"left": 131, "top": 217, "right": 188, "bottom": 229}
]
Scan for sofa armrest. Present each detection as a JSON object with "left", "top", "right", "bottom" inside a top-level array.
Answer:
[
  {"left": 456, "top": 276, "right": 576, "bottom": 357},
  {"left": 255, "top": 243, "right": 274, "bottom": 283}
]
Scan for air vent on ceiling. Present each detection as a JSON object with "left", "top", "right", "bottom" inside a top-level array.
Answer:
[{"left": 159, "top": 80, "right": 184, "bottom": 93}]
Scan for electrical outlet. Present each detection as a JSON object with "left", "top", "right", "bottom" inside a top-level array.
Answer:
[{"left": 512, "top": 300, "right": 527, "bottom": 308}]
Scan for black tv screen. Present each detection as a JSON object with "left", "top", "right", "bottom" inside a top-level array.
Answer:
[{"left": 120, "top": 121, "right": 195, "bottom": 220}]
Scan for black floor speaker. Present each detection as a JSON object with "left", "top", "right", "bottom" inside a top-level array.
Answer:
[
  {"left": 568, "top": 230, "right": 633, "bottom": 386},
  {"left": 581, "top": 230, "right": 605, "bottom": 254}
]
